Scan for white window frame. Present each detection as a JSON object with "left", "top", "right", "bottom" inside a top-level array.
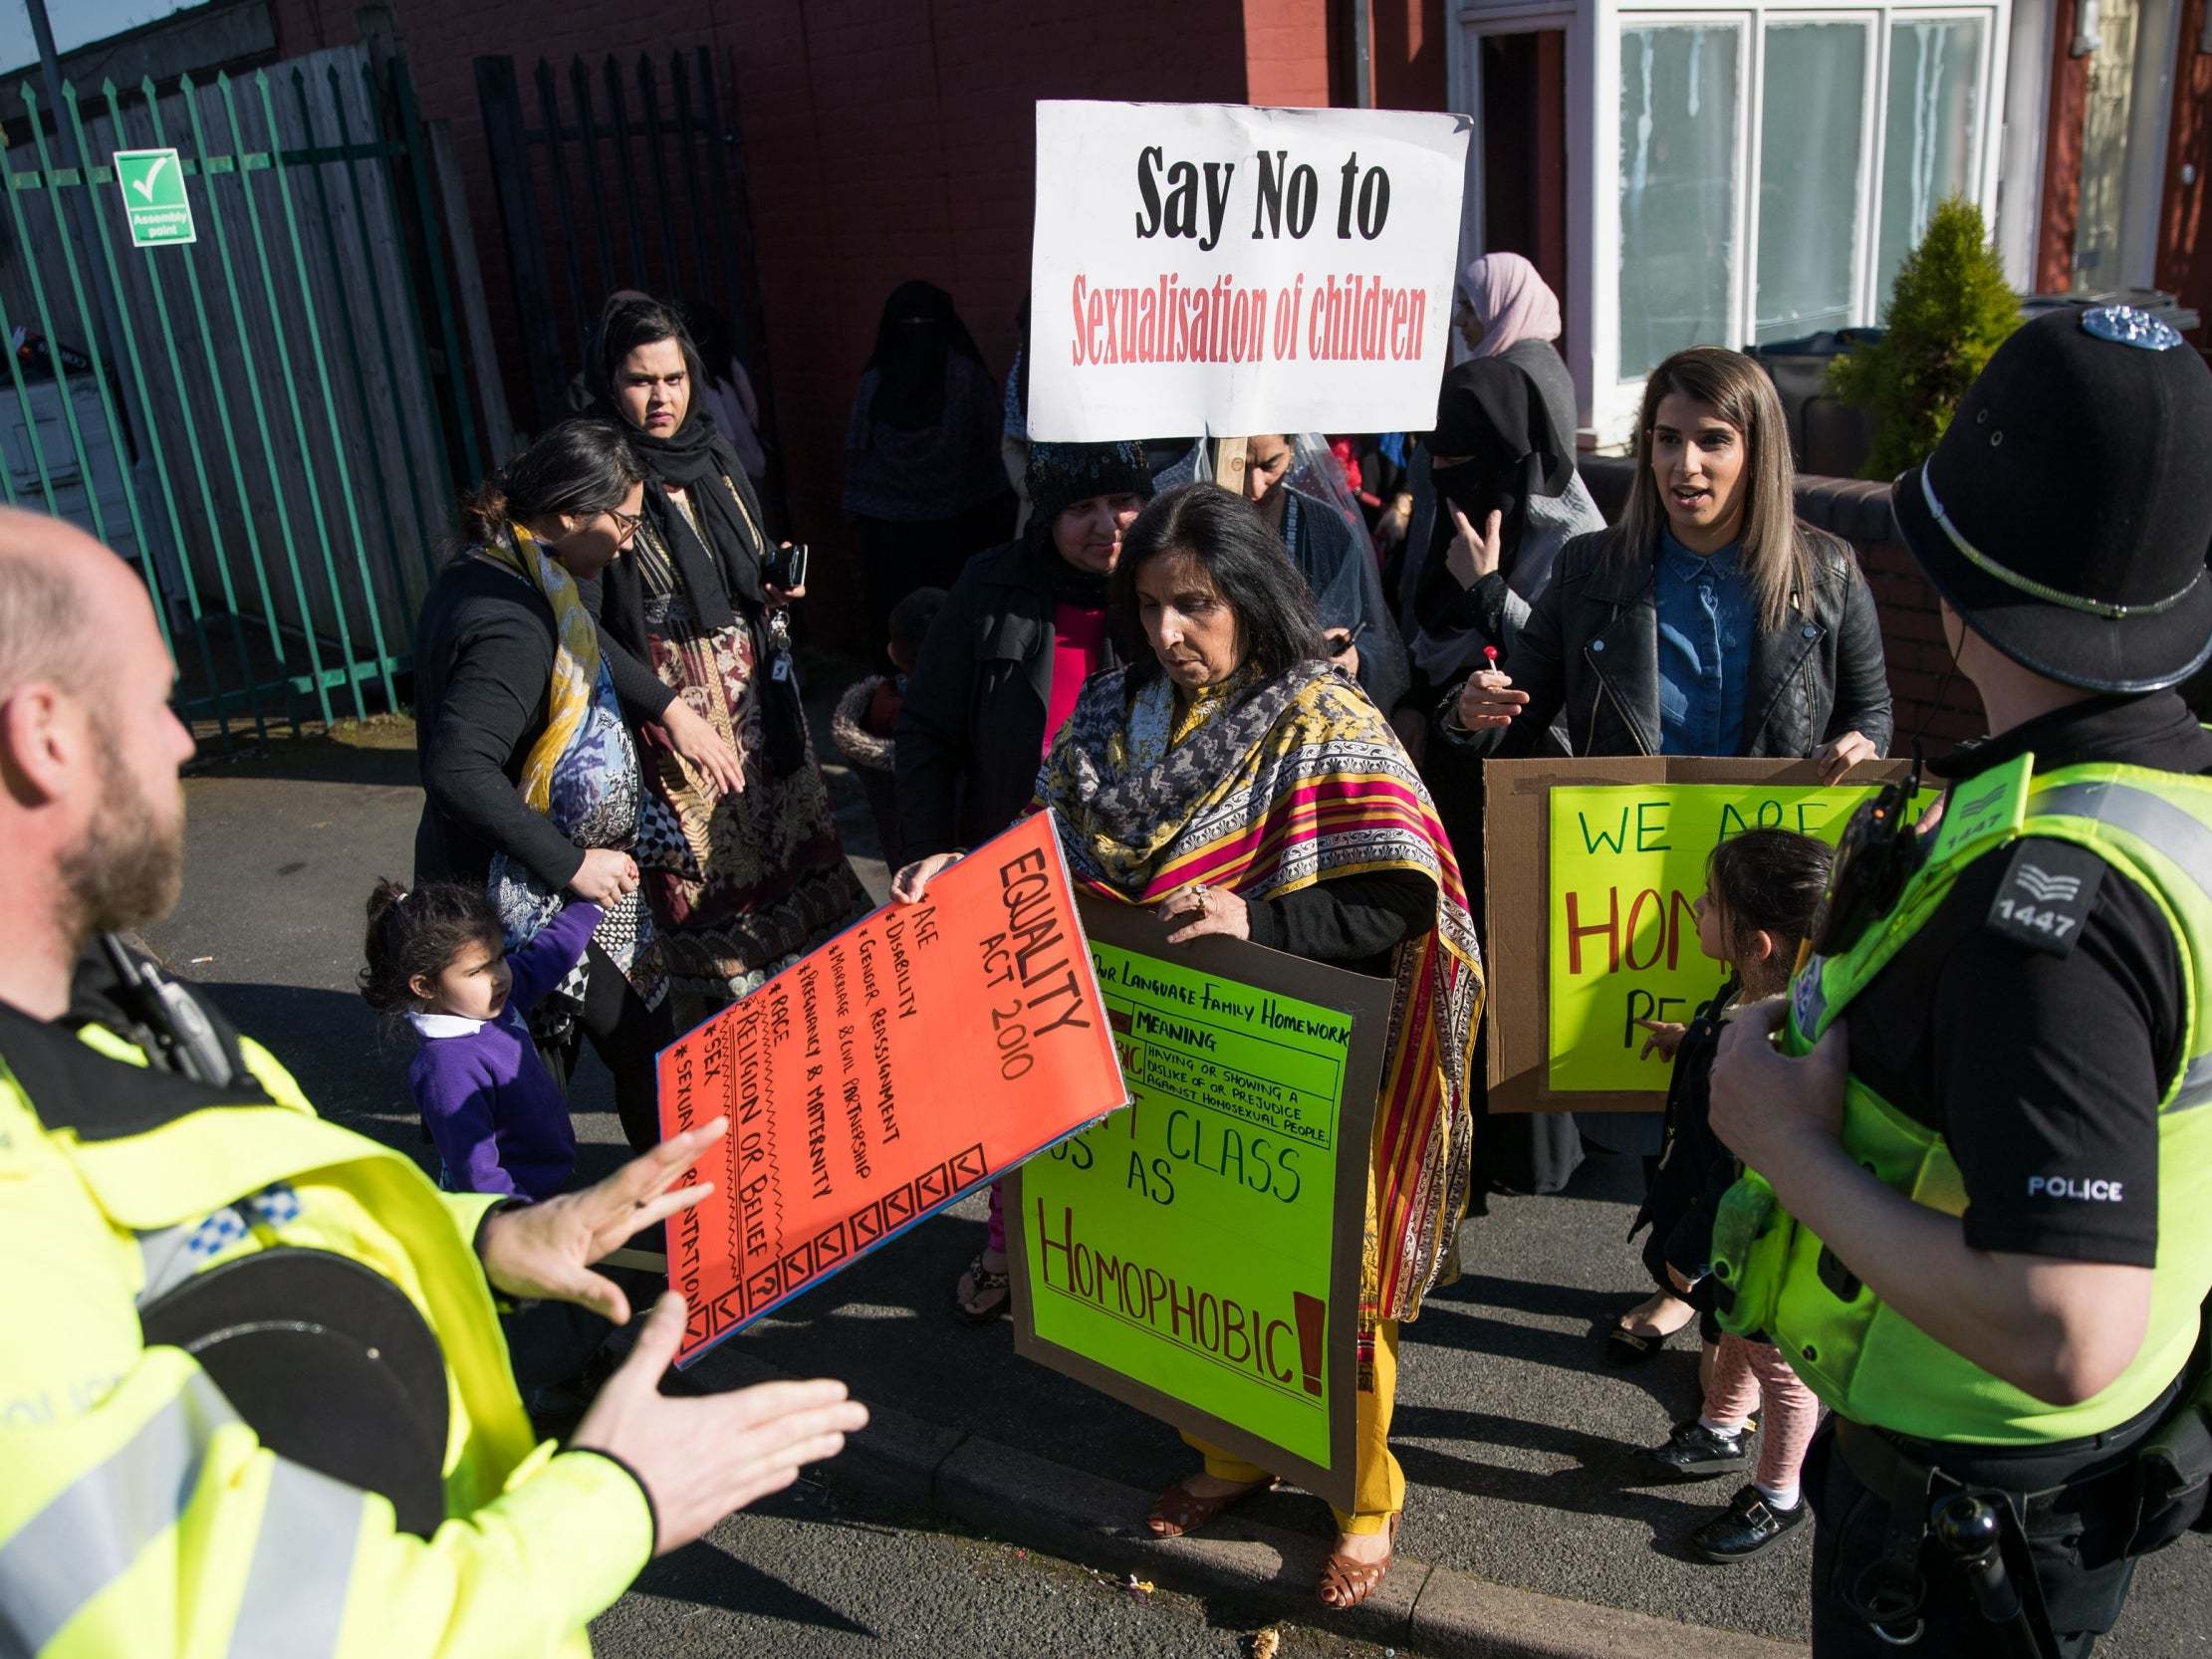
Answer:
[
  {"left": 1750, "top": 11, "right": 1880, "bottom": 343},
  {"left": 1867, "top": 10, "right": 2003, "bottom": 311},
  {"left": 1615, "top": 10, "right": 1756, "bottom": 379},
  {"left": 1451, "top": 0, "right": 2011, "bottom": 447}
]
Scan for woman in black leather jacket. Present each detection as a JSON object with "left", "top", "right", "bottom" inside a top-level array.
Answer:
[
  {"left": 1441, "top": 347, "right": 1892, "bottom": 771},
  {"left": 1440, "top": 345, "right": 1891, "bottom": 1361}
]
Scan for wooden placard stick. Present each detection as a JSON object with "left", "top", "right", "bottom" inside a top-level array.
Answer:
[{"left": 1210, "top": 435, "right": 1249, "bottom": 496}]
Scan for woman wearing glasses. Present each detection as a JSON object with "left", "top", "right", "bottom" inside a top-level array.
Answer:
[
  {"left": 412, "top": 418, "right": 686, "bottom": 1150},
  {"left": 587, "top": 295, "right": 867, "bottom": 1029}
]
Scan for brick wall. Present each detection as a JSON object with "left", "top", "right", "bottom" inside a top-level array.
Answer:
[
  {"left": 268, "top": 0, "right": 1251, "bottom": 650},
  {"left": 1580, "top": 458, "right": 1987, "bottom": 750},
  {"left": 266, "top": 0, "right": 1449, "bottom": 654}
]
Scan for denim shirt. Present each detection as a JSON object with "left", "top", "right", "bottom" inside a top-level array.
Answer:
[{"left": 1654, "top": 527, "right": 1756, "bottom": 756}]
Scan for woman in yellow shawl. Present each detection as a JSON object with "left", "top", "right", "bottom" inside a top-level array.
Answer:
[
  {"left": 899, "top": 482, "right": 1483, "bottom": 1606},
  {"left": 414, "top": 420, "right": 675, "bottom": 1151}
]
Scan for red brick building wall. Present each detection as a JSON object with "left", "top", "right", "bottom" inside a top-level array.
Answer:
[{"left": 265, "top": 0, "right": 1450, "bottom": 651}]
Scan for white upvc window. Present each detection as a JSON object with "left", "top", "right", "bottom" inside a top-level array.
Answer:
[
  {"left": 1452, "top": 0, "right": 2009, "bottom": 447},
  {"left": 1609, "top": 0, "right": 2004, "bottom": 436}
]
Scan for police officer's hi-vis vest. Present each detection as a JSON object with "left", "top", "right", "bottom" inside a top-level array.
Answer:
[{"left": 1711, "top": 752, "right": 2212, "bottom": 1445}]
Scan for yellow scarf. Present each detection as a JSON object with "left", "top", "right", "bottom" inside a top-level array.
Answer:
[{"left": 477, "top": 523, "right": 603, "bottom": 814}]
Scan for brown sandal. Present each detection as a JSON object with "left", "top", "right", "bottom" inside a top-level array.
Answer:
[
  {"left": 1144, "top": 1474, "right": 1273, "bottom": 1538},
  {"left": 1317, "top": 1513, "right": 1398, "bottom": 1609},
  {"left": 954, "top": 1252, "right": 1010, "bottom": 1324}
]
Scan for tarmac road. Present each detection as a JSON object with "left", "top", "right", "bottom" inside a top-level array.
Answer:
[
  {"left": 599, "top": 1477, "right": 1385, "bottom": 1659},
  {"left": 141, "top": 661, "right": 2209, "bottom": 1658}
]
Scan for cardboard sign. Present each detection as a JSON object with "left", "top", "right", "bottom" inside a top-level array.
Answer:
[
  {"left": 658, "top": 814, "right": 1126, "bottom": 1365},
  {"left": 1009, "top": 895, "right": 1390, "bottom": 1512},
  {"left": 1484, "top": 757, "right": 1914, "bottom": 1112},
  {"left": 1027, "top": 101, "right": 1469, "bottom": 442}
]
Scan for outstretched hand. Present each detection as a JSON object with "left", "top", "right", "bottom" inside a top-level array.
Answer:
[
  {"left": 476, "top": 1117, "right": 729, "bottom": 1324},
  {"left": 1635, "top": 1018, "right": 1688, "bottom": 1062},
  {"left": 572, "top": 1292, "right": 867, "bottom": 1555}
]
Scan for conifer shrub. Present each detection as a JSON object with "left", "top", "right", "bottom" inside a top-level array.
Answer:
[{"left": 1829, "top": 196, "right": 2023, "bottom": 478}]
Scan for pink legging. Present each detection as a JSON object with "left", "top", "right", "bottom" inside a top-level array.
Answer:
[
  {"left": 1706, "top": 1334, "right": 1823, "bottom": 1493},
  {"left": 986, "top": 1180, "right": 1006, "bottom": 1254}
]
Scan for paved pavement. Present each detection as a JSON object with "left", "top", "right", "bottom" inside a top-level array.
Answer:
[{"left": 142, "top": 657, "right": 2210, "bottom": 1658}]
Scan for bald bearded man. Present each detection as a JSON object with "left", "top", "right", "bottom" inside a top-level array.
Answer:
[{"left": 0, "top": 509, "right": 865, "bottom": 1659}]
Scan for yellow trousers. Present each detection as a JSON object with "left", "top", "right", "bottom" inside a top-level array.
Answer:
[{"left": 1183, "top": 1316, "right": 1402, "bottom": 1536}]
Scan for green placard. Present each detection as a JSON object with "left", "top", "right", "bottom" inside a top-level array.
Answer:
[
  {"left": 1010, "top": 895, "right": 1389, "bottom": 1512},
  {"left": 114, "top": 148, "right": 196, "bottom": 248},
  {"left": 1545, "top": 779, "right": 1934, "bottom": 1093}
]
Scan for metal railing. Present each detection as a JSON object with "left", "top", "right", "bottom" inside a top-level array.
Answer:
[
  {"left": 475, "top": 47, "right": 784, "bottom": 522},
  {"left": 0, "top": 45, "right": 480, "bottom": 742}
]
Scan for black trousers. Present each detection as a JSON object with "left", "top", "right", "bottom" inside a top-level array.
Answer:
[
  {"left": 1805, "top": 1389, "right": 2175, "bottom": 1658},
  {"left": 534, "top": 942, "right": 674, "bottom": 1154}
]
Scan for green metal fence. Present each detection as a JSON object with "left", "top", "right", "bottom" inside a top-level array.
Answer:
[{"left": 0, "top": 43, "right": 483, "bottom": 743}]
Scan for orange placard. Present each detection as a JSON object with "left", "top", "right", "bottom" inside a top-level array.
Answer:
[{"left": 657, "top": 812, "right": 1127, "bottom": 1365}]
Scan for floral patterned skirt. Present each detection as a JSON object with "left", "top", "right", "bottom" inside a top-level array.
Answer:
[{"left": 632, "top": 598, "right": 867, "bottom": 1020}]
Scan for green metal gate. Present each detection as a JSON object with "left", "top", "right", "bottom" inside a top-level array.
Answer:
[{"left": 0, "top": 42, "right": 487, "bottom": 743}]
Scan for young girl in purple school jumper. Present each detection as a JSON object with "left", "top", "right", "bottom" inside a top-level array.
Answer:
[
  {"left": 1631, "top": 828, "right": 1834, "bottom": 1562},
  {"left": 360, "top": 879, "right": 603, "bottom": 1200}
]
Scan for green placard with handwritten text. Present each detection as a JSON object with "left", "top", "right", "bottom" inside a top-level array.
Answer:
[
  {"left": 1011, "top": 898, "right": 1388, "bottom": 1512},
  {"left": 1547, "top": 782, "right": 1907, "bottom": 1092}
]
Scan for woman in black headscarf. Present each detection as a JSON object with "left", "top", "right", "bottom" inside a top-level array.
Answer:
[
  {"left": 1394, "top": 258, "right": 1604, "bottom": 1206},
  {"left": 844, "top": 280, "right": 1018, "bottom": 641},
  {"left": 590, "top": 295, "right": 868, "bottom": 1028},
  {"left": 1398, "top": 373, "right": 1603, "bottom": 692}
]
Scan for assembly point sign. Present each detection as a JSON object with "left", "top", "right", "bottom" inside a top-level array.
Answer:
[
  {"left": 1010, "top": 896, "right": 1391, "bottom": 1512},
  {"left": 1027, "top": 101, "right": 1470, "bottom": 442},
  {"left": 656, "top": 814, "right": 1126, "bottom": 1366},
  {"left": 113, "top": 148, "right": 196, "bottom": 247}
]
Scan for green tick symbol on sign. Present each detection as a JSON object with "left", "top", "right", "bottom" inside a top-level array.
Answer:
[{"left": 114, "top": 146, "right": 196, "bottom": 248}]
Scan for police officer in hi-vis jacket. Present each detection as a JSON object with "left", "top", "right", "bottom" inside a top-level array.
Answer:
[
  {"left": 0, "top": 507, "right": 866, "bottom": 1659},
  {"left": 1705, "top": 306, "right": 2212, "bottom": 1657}
]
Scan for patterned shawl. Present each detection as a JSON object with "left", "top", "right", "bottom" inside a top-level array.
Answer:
[
  {"left": 475, "top": 523, "right": 603, "bottom": 815},
  {"left": 473, "top": 526, "right": 664, "bottom": 1019},
  {"left": 1039, "top": 660, "right": 1484, "bottom": 1321}
]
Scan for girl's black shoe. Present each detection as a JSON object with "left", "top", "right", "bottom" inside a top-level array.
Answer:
[
  {"left": 1691, "top": 1485, "right": 1809, "bottom": 1562},
  {"left": 1645, "top": 1418, "right": 1751, "bottom": 1477}
]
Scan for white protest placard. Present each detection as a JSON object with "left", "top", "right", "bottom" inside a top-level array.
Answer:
[{"left": 1027, "top": 101, "right": 1469, "bottom": 443}]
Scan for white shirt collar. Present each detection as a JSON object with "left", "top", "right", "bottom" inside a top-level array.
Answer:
[{"left": 408, "top": 1011, "right": 490, "bottom": 1039}]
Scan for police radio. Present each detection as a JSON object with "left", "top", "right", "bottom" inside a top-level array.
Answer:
[
  {"left": 1808, "top": 751, "right": 1926, "bottom": 959},
  {"left": 101, "top": 933, "right": 236, "bottom": 1086}
]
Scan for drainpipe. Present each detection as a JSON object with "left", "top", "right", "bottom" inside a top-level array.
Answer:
[{"left": 1349, "top": 0, "right": 1374, "bottom": 107}]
